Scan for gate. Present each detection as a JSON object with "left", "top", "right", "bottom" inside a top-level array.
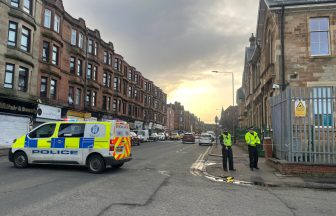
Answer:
[{"left": 270, "top": 87, "right": 336, "bottom": 164}]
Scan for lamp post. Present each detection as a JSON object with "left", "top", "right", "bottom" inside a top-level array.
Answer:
[{"left": 212, "top": 71, "right": 235, "bottom": 141}]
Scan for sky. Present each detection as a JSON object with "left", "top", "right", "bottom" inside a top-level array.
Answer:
[{"left": 62, "top": 0, "right": 259, "bottom": 123}]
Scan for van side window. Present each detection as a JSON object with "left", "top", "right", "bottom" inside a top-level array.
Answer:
[
  {"left": 58, "top": 124, "right": 85, "bottom": 138},
  {"left": 29, "top": 124, "right": 56, "bottom": 138}
]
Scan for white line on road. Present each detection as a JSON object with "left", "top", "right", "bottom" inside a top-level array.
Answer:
[{"left": 190, "top": 146, "right": 211, "bottom": 176}]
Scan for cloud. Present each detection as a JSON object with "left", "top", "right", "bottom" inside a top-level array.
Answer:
[{"left": 63, "top": 0, "right": 259, "bottom": 123}]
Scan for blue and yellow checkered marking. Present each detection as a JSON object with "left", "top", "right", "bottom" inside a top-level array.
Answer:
[
  {"left": 52, "top": 138, "right": 65, "bottom": 148},
  {"left": 80, "top": 138, "right": 94, "bottom": 148},
  {"left": 24, "top": 137, "right": 96, "bottom": 149}
]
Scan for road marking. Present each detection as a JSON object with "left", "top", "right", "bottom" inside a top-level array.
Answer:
[
  {"left": 158, "top": 170, "right": 170, "bottom": 177},
  {"left": 190, "top": 146, "right": 211, "bottom": 176}
]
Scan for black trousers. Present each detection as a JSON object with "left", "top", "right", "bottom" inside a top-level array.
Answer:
[
  {"left": 222, "top": 146, "right": 234, "bottom": 171},
  {"left": 248, "top": 145, "right": 259, "bottom": 168}
]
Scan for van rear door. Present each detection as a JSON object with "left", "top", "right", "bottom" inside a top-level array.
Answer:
[{"left": 111, "top": 122, "right": 131, "bottom": 160}]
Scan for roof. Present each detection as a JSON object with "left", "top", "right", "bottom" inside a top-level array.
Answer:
[{"left": 265, "top": 0, "right": 335, "bottom": 7}]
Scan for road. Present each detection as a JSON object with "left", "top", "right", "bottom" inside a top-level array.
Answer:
[{"left": 0, "top": 141, "right": 336, "bottom": 216}]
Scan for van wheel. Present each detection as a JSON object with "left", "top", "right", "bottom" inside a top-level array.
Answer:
[
  {"left": 112, "top": 163, "right": 124, "bottom": 169},
  {"left": 13, "top": 151, "right": 28, "bottom": 168},
  {"left": 87, "top": 155, "right": 105, "bottom": 174}
]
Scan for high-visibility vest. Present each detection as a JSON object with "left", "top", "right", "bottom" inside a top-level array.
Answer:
[
  {"left": 245, "top": 131, "right": 260, "bottom": 147},
  {"left": 221, "top": 133, "right": 232, "bottom": 147}
]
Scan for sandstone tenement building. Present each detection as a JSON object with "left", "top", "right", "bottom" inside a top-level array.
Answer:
[{"left": 0, "top": 0, "right": 167, "bottom": 146}]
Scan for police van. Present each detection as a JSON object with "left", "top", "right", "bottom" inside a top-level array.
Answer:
[{"left": 8, "top": 121, "right": 132, "bottom": 173}]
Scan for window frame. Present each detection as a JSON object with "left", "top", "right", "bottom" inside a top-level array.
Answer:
[
  {"left": 87, "top": 63, "right": 92, "bottom": 80},
  {"left": 71, "top": 29, "right": 77, "bottom": 46},
  {"left": 4, "top": 63, "right": 15, "bottom": 89},
  {"left": 7, "top": 21, "right": 18, "bottom": 47},
  {"left": 58, "top": 123, "right": 85, "bottom": 138},
  {"left": 23, "top": 0, "right": 32, "bottom": 15},
  {"left": 42, "top": 41, "right": 50, "bottom": 62},
  {"left": 310, "top": 17, "right": 330, "bottom": 56},
  {"left": 40, "top": 76, "right": 48, "bottom": 97},
  {"left": 77, "top": 59, "right": 82, "bottom": 76},
  {"left": 20, "top": 26, "right": 31, "bottom": 52},
  {"left": 52, "top": 45, "right": 59, "bottom": 65},
  {"left": 50, "top": 79, "right": 57, "bottom": 99},
  {"left": 78, "top": 32, "right": 84, "bottom": 49},
  {"left": 44, "top": 8, "right": 52, "bottom": 28},
  {"left": 28, "top": 123, "right": 56, "bottom": 139},
  {"left": 18, "top": 66, "right": 28, "bottom": 92},
  {"left": 68, "top": 86, "right": 74, "bottom": 104},
  {"left": 54, "top": 13, "right": 61, "bottom": 33},
  {"left": 70, "top": 56, "right": 76, "bottom": 74},
  {"left": 75, "top": 88, "right": 81, "bottom": 105},
  {"left": 10, "top": 0, "right": 19, "bottom": 8}
]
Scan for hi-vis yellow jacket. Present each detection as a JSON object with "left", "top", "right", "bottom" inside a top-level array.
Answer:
[
  {"left": 245, "top": 131, "right": 260, "bottom": 147},
  {"left": 221, "top": 133, "right": 232, "bottom": 147}
]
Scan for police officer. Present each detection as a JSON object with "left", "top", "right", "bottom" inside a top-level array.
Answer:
[
  {"left": 220, "top": 128, "right": 236, "bottom": 172},
  {"left": 245, "top": 126, "right": 261, "bottom": 171}
]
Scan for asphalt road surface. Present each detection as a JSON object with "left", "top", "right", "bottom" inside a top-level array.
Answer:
[{"left": 1, "top": 141, "right": 336, "bottom": 216}]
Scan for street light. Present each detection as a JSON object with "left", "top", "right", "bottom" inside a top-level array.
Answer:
[{"left": 211, "top": 70, "right": 235, "bottom": 141}]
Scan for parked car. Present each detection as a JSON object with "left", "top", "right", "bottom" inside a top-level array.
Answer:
[
  {"left": 170, "top": 132, "right": 180, "bottom": 140},
  {"left": 206, "top": 131, "right": 216, "bottom": 141},
  {"left": 149, "top": 133, "right": 159, "bottom": 141},
  {"left": 182, "top": 133, "right": 195, "bottom": 144},
  {"left": 130, "top": 131, "right": 141, "bottom": 146},
  {"left": 134, "top": 130, "right": 149, "bottom": 142},
  {"left": 199, "top": 133, "right": 213, "bottom": 146},
  {"left": 158, "top": 132, "right": 165, "bottom": 141}
]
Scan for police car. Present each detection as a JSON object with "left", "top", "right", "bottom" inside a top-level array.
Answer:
[{"left": 8, "top": 121, "right": 132, "bottom": 173}]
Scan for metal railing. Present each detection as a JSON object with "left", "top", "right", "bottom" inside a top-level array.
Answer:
[{"left": 271, "top": 87, "right": 336, "bottom": 164}]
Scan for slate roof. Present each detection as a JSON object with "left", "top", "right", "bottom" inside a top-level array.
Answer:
[{"left": 266, "top": 0, "right": 336, "bottom": 7}]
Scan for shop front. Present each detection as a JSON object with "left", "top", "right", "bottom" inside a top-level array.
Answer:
[{"left": 0, "top": 97, "right": 36, "bottom": 148}]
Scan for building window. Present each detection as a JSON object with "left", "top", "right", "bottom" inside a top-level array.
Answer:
[
  {"left": 87, "top": 63, "right": 92, "bottom": 79},
  {"left": 20, "top": 26, "right": 30, "bottom": 52},
  {"left": 128, "top": 86, "right": 132, "bottom": 98},
  {"left": 42, "top": 41, "right": 50, "bottom": 62},
  {"left": 50, "top": 79, "right": 57, "bottom": 99},
  {"left": 54, "top": 14, "right": 60, "bottom": 33},
  {"left": 94, "top": 42, "right": 98, "bottom": 55},
  {"left": 68, "top": 86, "right": 74, "bottom": 104},
  {"left": 134, "top": 89, "right": 138, "bottom": 100},
  {"left": 44, "top": 9, "right": 51, "bottom": 28},
  {"left": 71, "top": 29, "right": 77, "bottom": 46},
  {"left": 11, "top": 0, "right": 19, "bottom": 7},
  {"left": 114, "top": 77, "right": 118, "bottom": 91},
  {"left": 77, "top": 59, "right": 82, "bottom": 76},
  {"left": 70, "top": 57, "right": 75, "bottom": 74},
  {"left": 107, "top": 97, "right": 111, "bottom": 111},
  {"left": 109, "top": 53, "right": 112, "bottom": 65},
  {"left": 93, "top": 66, "right": 97, "bottom": 81},
  {"left": 52, "top": 45, "right": 59, "bottom": 65},
  {"left": 113, "top": 99, "right": 117, "bottom": 112},
  {"left": 8, "top": 21, "right": 17, "bottom": 47},
  {"left": 40, "top": 77, "right": 47, "bottom": 97},
  {"left": 104, "top": 51, "right": 108, "bottom": 64},
  {"left": 78, "top": 33, "right": 84, "bottom": 49},
  {"left": 88, "top": 39, "right": 93, "bottom": 54},
  {"left": 92, "top": 91, "right": 96, "bottom": 107},
  {"left": 128, "top": 104, "right": 132, "bottom": 116},
  {"left": 86, "top": 90, "right": 91, "bottom": 105},
  {"left": 128, "top": 70, "right": 132, "bottom": 80},
  {"left": 107, "top": 73, "right": 111, "bottom": 88},
  {"left": 18, "top": 66, "right": 28, "bottom": 92},
  {"left": 102, "top": 96, "right": 107, "bottom": 110},
  {"left": 103, "top": 72, "right": 107, "bottom": 86},
  {"left": 75, "top": 88, "right": 81, "bottom": 105},
  {"left": 23, "top": 0, "right": 32, "bottom": 15},
  {"left": 4, "top": 63, "right": 15, "bottom": 89},
  {"left": 123, "top": 103, "right": 126, "bottom": 114},
  {"left": 310, "top": 17, "right": 330, "bottom": 56}
]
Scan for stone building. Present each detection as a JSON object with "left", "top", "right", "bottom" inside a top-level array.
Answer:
[
  {"left": 240, "top": 0, "right": 336, "bottom": 133},
  {"left": 0, "top": 0, "right": 167, "bottom": 147}
]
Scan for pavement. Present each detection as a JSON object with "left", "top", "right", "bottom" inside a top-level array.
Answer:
[
  {"left": 0, "top": 148, "right": 9, "bottom": 157},
  {"left": 205, "top": 143, "right": 336, "bottom": 189}
]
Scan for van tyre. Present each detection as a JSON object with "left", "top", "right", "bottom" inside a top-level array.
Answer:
[
  {"left": 13, "top": 151, "right": 28, "bottom": 168},
  {"left": 87, "top": 155, "right": 105, "bottom": 174},
  {"left": 112, "top": 163, "right": 124, "bottom": 169}
]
